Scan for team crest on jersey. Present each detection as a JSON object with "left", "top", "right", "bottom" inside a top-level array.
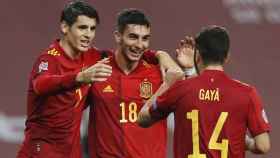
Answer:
[
  {"left": 140, "top": 79, "right": 153, "bottom": 99},
  {"left": 38, "top": 61, "right": 48, "bottom": 73}
]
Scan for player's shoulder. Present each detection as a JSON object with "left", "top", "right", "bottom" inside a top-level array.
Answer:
[
  {"left": 35, "top": 42, "right": 61, "bottom": 62},
  {"left": 142, "top": 50, "right": 159, "bottom": 68},
  {"left": 230, "top": 78, "right": 255, "bottom": 93},
  {"left": 142, "top": 59, "right": 157, "bottom": 68},
  {"left": 141, "top": 59, "right": 161, "bottom": 74},
  {"left": 183, "top": 75, "right": 202, "bottom": 86},
  {"left": 231, "top": 79, "right": 252, "bottom": 88},
  {"left": 170, "top": 78, "right": 192, "bottom": 89}
]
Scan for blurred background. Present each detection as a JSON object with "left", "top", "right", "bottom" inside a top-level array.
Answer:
[{"left": 0, "top": 0, "right": 279, "bottom": 157}]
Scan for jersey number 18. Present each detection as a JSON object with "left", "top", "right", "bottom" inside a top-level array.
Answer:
[{"left": 120, "top": 102, "right": 138, "bottom": 123}]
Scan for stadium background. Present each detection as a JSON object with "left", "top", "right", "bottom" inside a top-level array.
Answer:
[{"left": 0, "top": 0, "right": 279, "bottom": 157}]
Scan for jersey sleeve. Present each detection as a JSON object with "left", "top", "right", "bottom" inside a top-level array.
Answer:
[
  {"left": 149, "top": 80, "right": 186, "bottom": 119},
  {"left": 247, "top": 87, "right": 271, "bottom": 137},
  {"left": 31, "top": 55, "right": 79, "bottom": 95},
  {"left": 143, "top": 50, "right": 159, "bottom": 65}
]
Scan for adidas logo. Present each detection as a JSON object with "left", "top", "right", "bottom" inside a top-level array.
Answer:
[{"left": 103, "top": 85, "right": 114, "bottom": 93}]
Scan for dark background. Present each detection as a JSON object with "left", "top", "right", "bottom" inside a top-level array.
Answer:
[{"left": 0, "top": 0, "right": 279, "bottom": 157}]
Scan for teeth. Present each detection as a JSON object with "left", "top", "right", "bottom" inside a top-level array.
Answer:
[{"left": 81, "top": 40, "right": 89, "bottom": 44}]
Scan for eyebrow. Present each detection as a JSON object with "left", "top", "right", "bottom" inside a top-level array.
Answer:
[{"left": 143, "top": 35, "right": 151, "bottom": 38}]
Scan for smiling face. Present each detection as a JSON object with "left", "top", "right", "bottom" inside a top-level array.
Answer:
[
  {"left": 61, "top": 15, "right": 97, "bottom": 54},
  {"left": 115, "top": 24, "right": 151, "bottom": 63}
]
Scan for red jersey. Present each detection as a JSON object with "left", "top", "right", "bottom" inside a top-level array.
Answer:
[
  {"left": 17, "top": 40, "right": 100, "bottom": 158},
  {"left": 150, "top": 70, "right": 271, "bottom": 158},
  {"left": 88, "top": 51, "right": 167, "bottom": 158}
]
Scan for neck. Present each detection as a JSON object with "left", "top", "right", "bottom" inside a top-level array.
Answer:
[
  {"left": 115, "top": 49, "right": 139, "bottom": 75},
  {"left": 202, "top": 64, "right": 224, "bottom": 72},
  {"left": 59, "top": 38, "right": 81, "bottom": 59}
]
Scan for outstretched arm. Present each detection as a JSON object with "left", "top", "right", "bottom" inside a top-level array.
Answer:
[
  {"left": 33, "top": 57, "right": 112, "bottom": 95},
  {"left": 137, "top": 68, "right": 183, "bottom": 127}
]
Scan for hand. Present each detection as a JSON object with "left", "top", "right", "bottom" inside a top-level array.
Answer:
[
  {"left": 76, "top": 58, "right": 112, "bottom": 83},
  {"left": 176, "top": 36, "right": 195, "bottom": 69},
  {"left": 164, "top": 68, "right": 184, "bottom": 86}
]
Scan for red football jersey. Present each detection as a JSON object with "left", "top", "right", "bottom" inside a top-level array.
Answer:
[
  {"left": 17, "top": 40, "right": 100, "bottom": 158},
  {"left": 150, "top": 70, "right": 271, "bottom": 158},
  {"left": 88, "top": 51, "right": 167, "bottom": 158}
]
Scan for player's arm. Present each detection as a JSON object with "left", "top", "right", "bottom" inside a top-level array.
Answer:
[
  {"left": 155, "top": 50, "right": 184, "bottom": 77},
  {"left": 137, "top": 97, "right": 158, "bottom": 128},
  {"left": 246, "top": 87, "right": 271, "bottom": 154},
  {"left": 144, "top": 50, "right": 184, "bottom": 79},
  {"left": 137, "top": 81, "right": 171, "bottom": 128},
  {"left": 246, "top": 133, "right": 270, "bottom": 154},
  {"left": 76, "top": 58, "right": 112, "bottom": 83},
  {"left": 137, "top": 71, "right": 184, "bottom": 127},
  {"left": 32, "top": 56, "right": 111, "bottom": 95}
]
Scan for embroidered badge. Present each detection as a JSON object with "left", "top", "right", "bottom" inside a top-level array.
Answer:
[
  {"left": 38, "top": 61, "right": 48, "bottom": 73},
  {"left": 140, "top": 79, "right": 153, "bottom": 99}
]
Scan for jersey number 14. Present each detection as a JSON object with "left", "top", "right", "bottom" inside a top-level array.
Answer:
[{"left": 187, "top": 110, "right": 229, "bottom": 158}]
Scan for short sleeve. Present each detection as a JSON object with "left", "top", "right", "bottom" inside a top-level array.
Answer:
[
  {"left": 247, "top": 87, "right": 271, "bottom": 137},
  {"left": 143, "top": 50, "right": 159, "bottom": 65},
  {"left": 150, "top": 80, "right": 186, "bottom": 119}
]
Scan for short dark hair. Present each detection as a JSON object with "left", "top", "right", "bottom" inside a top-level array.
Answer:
[
  {"left": 195, "top": 25, "right": 230, "bottom": 65},
  {"left": 117, "top": 8, "right": 150, "bottom": 33},
  {"left": 61, "top": 0, "right": 100, "bottom": 26}
]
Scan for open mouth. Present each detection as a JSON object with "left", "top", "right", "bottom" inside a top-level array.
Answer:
[
  {"left": 80, "top": 40, "right": 90, "bottom": 48},
  {"left": 129, "top": 49, "right": 143, "bottom": 58}
]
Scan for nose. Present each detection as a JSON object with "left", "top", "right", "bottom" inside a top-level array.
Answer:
[
  {"left": 135, "top": 39, "right": 145, "bottom": 50},
  {"left": 84, "top": 29, "right": 95, "bottom": 39}
]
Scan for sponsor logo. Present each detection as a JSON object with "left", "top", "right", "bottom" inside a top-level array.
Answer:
[{"left": 103, "top": 85, "right": 114, "bottom": 93}]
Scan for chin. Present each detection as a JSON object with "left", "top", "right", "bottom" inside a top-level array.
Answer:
[
  {"left": 78, "top": 47, "right": 89, "bottom": 52},
  {"left": 128, "top": 53, "right": 143, "bottom": 61},
  {"left": 128, "top": 56, "right": 141, "bottom": 62}
]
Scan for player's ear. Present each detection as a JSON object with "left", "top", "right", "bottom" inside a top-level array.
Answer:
[
  {"left": 60, "top": 21, "right": 69, "bottom": 35},
  {"left": 114, "top": 30, "right": 121, "bottom": 44}
]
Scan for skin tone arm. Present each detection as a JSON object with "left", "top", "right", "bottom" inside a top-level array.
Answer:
[
  {"left": 137, "top": 68, "right": 183, "bottom": 128},
  {"left": 246, "top": 133, "right": 271, "bottom": 154},
  {"left": 155, "top": 50, "right": 183, "bottom": 78},
  {"left": 137, "top": 36, "right": 195, "bottom": 127}
]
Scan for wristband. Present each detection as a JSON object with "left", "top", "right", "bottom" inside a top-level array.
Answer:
[{"left": 184, "top": 67, "right": 196, "bottom": 76}]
